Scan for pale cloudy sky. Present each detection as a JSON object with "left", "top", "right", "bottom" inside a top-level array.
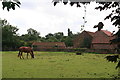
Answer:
[{"left": 0, "top": 0, "right": 118, "bottom": 36}]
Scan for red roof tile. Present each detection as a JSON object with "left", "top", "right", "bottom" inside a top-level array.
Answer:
[{"left": 101, "top": 30, "right": 112, "bottom": 36}]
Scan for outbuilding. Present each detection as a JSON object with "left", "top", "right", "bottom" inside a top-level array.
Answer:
[{"left": 32, "top": 42, "right": 66, "bottom": 51}]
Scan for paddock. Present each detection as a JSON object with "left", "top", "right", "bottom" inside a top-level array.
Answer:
[{"left": 2, "top": 51, "right": 118, "bottom": 78}]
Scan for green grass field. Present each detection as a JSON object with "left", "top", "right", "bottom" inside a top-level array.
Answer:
[{"left": 2, "top": 51, "right": 118, "bottom": 78}]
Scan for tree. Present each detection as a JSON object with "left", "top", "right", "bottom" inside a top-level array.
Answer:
[
  {"left": 45, "top": 33, "right": 54, "bottom": 39},
  {"left": 46, "top": 36, "right": 58, "bottom": 42},
  {"left": 0, "top": 19, "right": 8, "bottom": 26},
  {"left": 1, "top": 19, "right": 41, "bottom": 49},
  {"left": 95, "top": 2, "right": 120, "bottom": 28},
  {"left": 45, "top": 33, "right": 58, "bottom": 42},
  {"left": 64, "top": 36, "right": 73, "bottom": 47},
  {"left": 94, "top": 22, "right": 104, "bottom": 31},
  {"left": 20, "top": 28, "right": 41, "bottom": 46},
  {"left": 54, "top": 32, "right": 64, "bottom": 41},
  {"left": 44, "top": 32, "right": 64, "bottom": 42},
  {"left": 27, "top": 28, "right": 40, "bottom": 41},
  {"left": 68, "top": 28, "right": 73, "bottom": 37},
  {"left": 1, "top": 0, "right": 21, "bottom": 11},
  {"left": 1, "top": 19, "right": 20, "bottom": 50}
]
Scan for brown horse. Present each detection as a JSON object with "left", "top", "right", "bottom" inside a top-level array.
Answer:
[{"left": 18, "top": 47, "right": 34, "bottom": 59}]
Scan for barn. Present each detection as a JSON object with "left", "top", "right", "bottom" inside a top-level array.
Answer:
[
  {"left": 91, "top": 30, "right": 116, "bottom": 49},
  {"left": 73, "top": 30, "right": 117, "bottom": 53},
  {"left": 73, "top": 30, "right": 94, "bottom": 48},
  {"left": 32, "top": 42, "right": 66, "bottom": 51}
]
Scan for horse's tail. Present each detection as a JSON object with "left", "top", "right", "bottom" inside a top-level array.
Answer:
[{"left": 31, "top": 50, "right": 34, "bottom": 58}]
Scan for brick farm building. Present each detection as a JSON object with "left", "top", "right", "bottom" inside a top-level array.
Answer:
[
  {"left": 73, "top": 30, "right": 117, "bottom": 53},
  {"left": 32, "top": 42, "right": 66, "bottom": 51}
]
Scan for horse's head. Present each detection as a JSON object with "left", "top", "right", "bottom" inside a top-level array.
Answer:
[{"left": 31, "top": 54, "right": 34, "bottom": 58}]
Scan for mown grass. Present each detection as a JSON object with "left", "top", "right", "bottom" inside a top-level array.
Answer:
[{"left": 2, "top": 51, "right": 118, "bottom": 78}]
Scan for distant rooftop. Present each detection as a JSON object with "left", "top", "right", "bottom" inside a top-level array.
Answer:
[{"left": 101, "top": 30, "right": 112, "bottom": 36}]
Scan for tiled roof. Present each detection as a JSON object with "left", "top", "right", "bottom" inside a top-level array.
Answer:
[
  {"left": 92, "top": 30, "right": 114, "bottom": 44},
  {"left": 32, "top": 42, "right": 66, "bottom": 47},
  {"left": 101, "top": 30, "right": 112, "bottom": 36}
]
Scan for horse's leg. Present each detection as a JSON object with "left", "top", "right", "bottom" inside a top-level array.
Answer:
[
  {"left": 30, "top": 50, "right": 34, "bottom": 58},
  {"left": 18, "top": 51, "right": 22, "bottom": 59},
  {"left": 20, "top": 52, "right": 22, "bottom": 59},
  {"left": 19, "top": 52, "right": 22, "bottom": 59},
  {"left": 18, "top": 51, "right": 20, "bottom": 57},
  {"left": 27, "top": 53, "right": 29, "bottom": 59},
  {"left": 21, "top": 52, "right": 24, "bottom": 59}
]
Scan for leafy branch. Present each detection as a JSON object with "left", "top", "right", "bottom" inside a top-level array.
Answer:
[{"left": 1, "top": 0, "right": 21, "bottom": 11}]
